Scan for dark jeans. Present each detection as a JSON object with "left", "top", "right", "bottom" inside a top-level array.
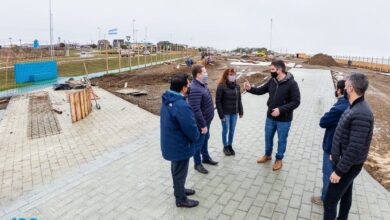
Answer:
[
  {"left": 265, "top": 117, "right": 291, "bottom": 160},
  {"left": 324, "top": 164, "right": 363, "bottom": 220},
  {"left": 193, "top": 122, "right": 212, "bottom": 165},
  {"left": 221, "top": 114, "right": 238, "bottom": 146},
  {"left": 171, "top": 159, "right": 190, "bottom": 203},
  {"left": 321, "top": 152, "right": 333, "bottom": 201}
]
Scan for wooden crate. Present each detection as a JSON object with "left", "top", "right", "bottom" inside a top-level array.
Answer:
[{"left": 69, "top": 88, "right": 92, "bottom": 123}]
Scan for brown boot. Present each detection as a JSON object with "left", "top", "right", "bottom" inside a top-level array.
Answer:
[
  {"left": 272, "top": 160, "right": 282, "bottom": 171},
  {"left": 257, "top": 155, "right": 272, "bottom": 163},
  {"left": 311, "top": 196, "right": 323, "bottom": 206}
]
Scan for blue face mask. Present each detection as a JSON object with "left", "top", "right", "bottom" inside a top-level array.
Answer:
[{"left": 202, "top": 73, "right": 208, "bottom": 83}]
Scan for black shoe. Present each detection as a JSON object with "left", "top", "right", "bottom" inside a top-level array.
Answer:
[
  {"left": 185, "top": 188, "right": 195, "bottom": 196},
  {"left": 194, "top": 164, "right": 209, "bottom": 174},
  {"left": 203, "top": 158, "right": 219, "bottom": 166},
  {"left": 228, "top": 145, "right": 235, "bottom": 155},
  {"left": 176, "top": 198, "right": 199, "bottom": 208},
  {"left": 223, "top": 146, "right": 232, "bottom": 156}
]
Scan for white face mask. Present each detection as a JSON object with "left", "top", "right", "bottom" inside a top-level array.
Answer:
[{"left": 228, "top": 75, "right": 236, "bottom": 82}]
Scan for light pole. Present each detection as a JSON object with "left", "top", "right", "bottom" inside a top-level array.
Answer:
[
  {"left": 49, "top": 0, "right": 54, "bottom": 58},
  {"left": 269, "top": 18, "right": 273, "bottom": 52},
  {"left": 98, "top": 27, "right": 101, "bottom": 41},
  {"left": 132, "top": 19, "right": 136, "bottom": 47},
  {"left": 8, "top": 37, "right": 12, "bottom": 47}
]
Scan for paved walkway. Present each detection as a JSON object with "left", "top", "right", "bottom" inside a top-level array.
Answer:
[{"left": 0, "top": 68, "right": 389, "bottom": 219}]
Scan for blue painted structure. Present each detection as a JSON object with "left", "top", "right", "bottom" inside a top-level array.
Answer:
[{"left": 14, "top": 61, "right": 58, "bottom": 83}]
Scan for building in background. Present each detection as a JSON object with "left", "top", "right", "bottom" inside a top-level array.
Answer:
[{"left": 98, "top": 40, "right": 110, "bottom": 49}]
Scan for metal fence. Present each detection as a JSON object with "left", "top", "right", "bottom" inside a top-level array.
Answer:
[
  {"left": 332, "top": 55, "right": 390, "bottom": 73},
  {"left": 0, "top": 47, "right": 197, "bottom": 98}
]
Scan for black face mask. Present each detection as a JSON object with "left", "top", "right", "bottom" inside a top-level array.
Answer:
[
  {"left": 343, "top": 89, "right": 349, "bottom": 100},
  {"left": 335, "top": 91, "right": 338, "bottom": 98},
  {"left": 271, "top": 71, "right": 278, "bottom": 78}
]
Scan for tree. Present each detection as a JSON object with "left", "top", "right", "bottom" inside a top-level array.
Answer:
[
  {"left": 120, "top": 45, "right": 128, "bottom": 49},
  {"left": 90, "top": 44, "right": 97, "bottom": 49},
  {"left": 59, "top": 43, "right": 65, "bottom": 48}
]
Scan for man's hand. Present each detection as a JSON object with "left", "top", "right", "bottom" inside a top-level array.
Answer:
[
  {"left": 244, "top": 79, "right": 251, "bottom": 91},
  {"left": 330, "top": 172, "right": 341, "bottom": 184},
  {"left": 329, "top": 155, "right": 332, "bottom": 161},
  {"left": 201, "top": 127, "right": 208, "bottom": 134},
  {"left": 271, "top": 108, "right": 280, "bottom": 117}
]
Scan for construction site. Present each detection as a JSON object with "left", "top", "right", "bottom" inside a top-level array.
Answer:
[
  {"left": 0, "top": 46, "right": 390, "bottom": 219},
  {"left": 1, "top": 0, "right": 390, "bottom": 218}
]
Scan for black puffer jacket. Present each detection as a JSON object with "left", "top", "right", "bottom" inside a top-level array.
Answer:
[
  {"left": 216, "top": 82, "right": 243, "bottom": 119},
  {"left": 331, "top": 97, "right": 374, "bottom": 177},
  {"left": 247, "top": 72, "right": 301, "bottom": 122}
]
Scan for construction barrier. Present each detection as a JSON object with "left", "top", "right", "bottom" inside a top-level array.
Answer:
[{"left": 333, "top": 56, "right": 390, "bottom": 73}]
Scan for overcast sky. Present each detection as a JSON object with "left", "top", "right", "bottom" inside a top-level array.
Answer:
[{"left": 1, "top": 0, "right": 389, "bottom": 57}]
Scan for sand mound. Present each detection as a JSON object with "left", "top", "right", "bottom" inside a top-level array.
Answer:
[{"left": 307, "top": 53, "right": 337, "bottom": 66}]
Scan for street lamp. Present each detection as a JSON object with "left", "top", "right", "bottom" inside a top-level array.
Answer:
[
  {"left": 49, "top": 0, "right": 54, "bottom": 58},
  {"left": 8, "top": 37, "right": 12, "bottom": 47}
]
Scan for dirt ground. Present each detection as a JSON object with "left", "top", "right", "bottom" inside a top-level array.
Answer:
[
  {"left": 91, "top": 56, "right": 269, "bottom": 115},
  {"left": 302, "top": 61, "right": 390, "bottom": 191}
]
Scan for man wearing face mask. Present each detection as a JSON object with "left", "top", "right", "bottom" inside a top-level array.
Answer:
[
  {"left": 243, "top": 59, "right": 301, "bottom": 171},
  {"left": 160, "top": 73, "right": 200, "bottom": 208},
  {"left": 324, "top": 73, "right": 374, "bottom": 220},
  {"left": 311, "top": 80, "right": 349, "bottom": 206},
  {"left": 188, "top": 65, "right": 218, "bottom": 174}
]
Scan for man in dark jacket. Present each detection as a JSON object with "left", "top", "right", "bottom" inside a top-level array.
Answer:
[
  {"left": 324, "top": 73, "right": 374, "bottom": 220},
  {"left": 188, "top": 65, "right": 218, "bottom": 174},
  {"left": 244, "top": 59, "right": 301, "bottom": 171},
  {"left": 160, "top": 73, "right": 200, "bottom": 208},
  {"left": 311, "top": 80, "right": 349, "bottom": 206}
]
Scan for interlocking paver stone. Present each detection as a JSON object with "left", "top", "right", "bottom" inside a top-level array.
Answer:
[{"left": 1, "top": 68, "right": 390, "bottom": 220}]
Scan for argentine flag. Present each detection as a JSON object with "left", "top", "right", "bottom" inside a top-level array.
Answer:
[{"left": 108, "top": 28, "right": 118, "bottom": 35}]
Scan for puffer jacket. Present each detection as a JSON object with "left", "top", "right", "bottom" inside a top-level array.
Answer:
[
  {"left": 216, "top": 82, "right": 243, "bottom": 119},
  {"left": 331, "top": 97, "right": 374, "bottom": 177}
]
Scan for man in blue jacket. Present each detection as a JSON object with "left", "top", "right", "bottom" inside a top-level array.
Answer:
[
  {"left": 188, "top": 65, "right": 218, "bottom": 174},
  {"left": 160, "top": 73, "right": 200, "bottom": 208},
  {"left": 311, "top": 80, "right": 349, "bottom": 206}
]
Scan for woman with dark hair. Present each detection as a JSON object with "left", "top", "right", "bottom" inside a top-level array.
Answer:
[{"left": 216, "top": 68, "right": 243, "bottom": 156}]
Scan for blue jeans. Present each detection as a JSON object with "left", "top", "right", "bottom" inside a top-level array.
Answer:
[
  {"left": 193, "top": 122, "right": 212, "bottom": 165},
  {"left": 265, "top": 117, "right": 291, "bottom": 160},
  {"left": 321, "top": 152, "right": 333, "bottom": 201},
  {"left": 221, "top": 114, "right": 238, "bottom": 146}
]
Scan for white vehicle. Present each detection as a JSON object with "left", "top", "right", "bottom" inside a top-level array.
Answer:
[
  {"left": 143, "top": 50, "right": 151, "bottom": 55},
  {"left": 120, "top": 49, "right": 135, "bottom": 57},
  {"left": 80, "top": 51, "right": 94, "bottom": 58}
]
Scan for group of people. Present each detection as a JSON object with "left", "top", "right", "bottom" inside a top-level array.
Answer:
[{"left": 160, "top": 58, "right": 374, "bottom": 220}]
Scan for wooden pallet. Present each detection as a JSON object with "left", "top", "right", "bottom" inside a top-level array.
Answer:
[{"left": 68, "top": 88, "right": 92, "bottom": 123}]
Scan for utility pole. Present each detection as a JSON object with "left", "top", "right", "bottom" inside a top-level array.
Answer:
[
  {"left": 49, "top": 0, "right": 54, "bottom": 58},
  {"left": 132, "top": 19, "right": 136, "bottom": 48},
  {"left": 269, "top": 18, "right": 273, "bottom": 52}
]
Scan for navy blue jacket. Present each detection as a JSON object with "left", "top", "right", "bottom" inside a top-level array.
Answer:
[
  {"left": 160, "top": 91, "right": 200, "bottom": 161},
  {"left": 319, "top": 97, "right": 349, "bottom": 154},
  {"left": 188, "top": 80, "right": 215, "bottom": 128}
]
